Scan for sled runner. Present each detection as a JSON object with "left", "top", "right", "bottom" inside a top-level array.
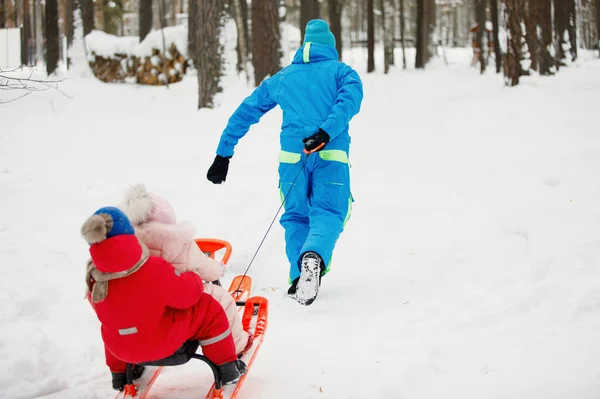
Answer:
[{"left": 114, "top": 239, "right": 268, "bottom": 399}]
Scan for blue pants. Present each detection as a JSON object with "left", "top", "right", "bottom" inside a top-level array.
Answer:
[{"left": 278, "top": 151, "right": 352, "bottom": 282}]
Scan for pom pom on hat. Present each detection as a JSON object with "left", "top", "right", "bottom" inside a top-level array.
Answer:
[
  {"left": 81, "top": 206, "right": 135, "bottom": 244},
  {"left": 303, "top": 19, "right": 336, "bottom": 49}
]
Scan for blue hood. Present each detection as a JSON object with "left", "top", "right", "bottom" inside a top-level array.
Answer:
[{"left": 292, "top": 43, "right": 339, "bottom": 64}]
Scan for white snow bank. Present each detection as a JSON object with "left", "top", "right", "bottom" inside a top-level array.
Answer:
[{"left": 85, "top": 26, "right": 188, "bottom": 59}]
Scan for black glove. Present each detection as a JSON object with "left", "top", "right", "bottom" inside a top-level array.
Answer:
[
  {"left": 207, "top": 155, "right": 231, "bottom": 184},
  {"left": 303, "top": 128, "right": 330, "bottom": 153}
]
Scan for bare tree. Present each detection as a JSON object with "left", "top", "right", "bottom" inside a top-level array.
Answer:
[
  {"left": 475, "top": 0, "right": 486, "bottom": 73},
  {"left": 490, "top": 0, "right": 502, "bottom": 72},
  {"left": 67, "top": 0, "right": 74, "bottom": 46},
  {"left": 188, "top": 0, "right": 197, "bottom": 63},
  {"left": 46, "top": 0, "right": 60, "bottom": 75},
  {"left": 503, "top": 0, "right": 522, "bottom": 86},
  {"left": 367, "top": 0, "right": 374, "bottom": 72},
  {"left": 81, "top": 0, "right": 95, "bottom": 36},
  {"left": 300, "top": 0, "right": 320, "bottom": 43},
  {"left": 140, "top": 0, "right": 153, "bottom": 41},
  {"left": 0, "top": 0, "right": 5, "bottom": 28},
  {"left": 400, "top": 0, "right": 407, "bottom": 68},
  {"left": 252, "top": 0, "right": 281, "bottom": 85},
  {"left": 415, "top": 0, "right": 426, "bottom": 68},
  {"left": 524, "top": 0, "right": 538, "bottom": 72},
  {"left": 328, "top": 0, "right": 344, "bottom": 59},
  {"left": 597, "top": 0, "right": 600, "bottom": 56},
  {"left": 539, "top": 0, "right": 555, "bottom": 74},
  {"left": 232, "top": 0, "right": 250, "bottom": 79},
  {"left": 380, "top": 0, "right": 395, "bottom": 73},
  {"left": 553, "top": 0, "right": 568, "bottom": 66},
  {"left": 0, "top": 67, "right": 70, "bottom": 104},
  {"left": 95, "top": 0, "right": 104, "bottom": 31},
  {"left": 194, "top": 0, "right": 224, "bottom": 108},
  {"left": 567, "top": 0, "right": 577, "bottom": 61},
  {"left": 22, "top": 0, "right": 31, "bottom": 66}
]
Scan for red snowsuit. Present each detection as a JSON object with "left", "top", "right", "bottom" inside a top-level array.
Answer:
[{"left": 87, "top": 235, "right": 237, "bottom": 372}]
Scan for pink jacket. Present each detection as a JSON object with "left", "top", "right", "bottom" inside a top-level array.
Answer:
[
  {"left": 119, "top": 185, "right": 223, "bottom": 281},
  {"left": 119, "top": 185, "right": 250, "bottom": 355}
]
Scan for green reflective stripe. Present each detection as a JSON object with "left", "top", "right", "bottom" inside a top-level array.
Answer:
[
  {"left": 303, "top": 42, "right": 312, "bottom": 63},
  {"left": 279, "top": 187, "right": 285, "bottom": 204},
  {"left": 343, "top": 194, "right": 354, "bottom": 227},
  {"left": 278, "top": 150, "right": 301, "bottom": 164},
  {"left": 319, "top": 150, "right": 349, "bottom": 163}
]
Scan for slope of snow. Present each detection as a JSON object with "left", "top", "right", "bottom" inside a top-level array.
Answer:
[{"left": 1, "top": 19, "right": 599, "bottom": 399}]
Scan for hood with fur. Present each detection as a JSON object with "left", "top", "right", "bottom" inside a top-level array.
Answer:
[{"left": 120, "top": 184, "right": 176, "bottom": 226}]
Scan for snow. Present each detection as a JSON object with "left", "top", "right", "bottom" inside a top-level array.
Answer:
[{"left": 2, "top": 18, "right": 600, "bottom": 399}]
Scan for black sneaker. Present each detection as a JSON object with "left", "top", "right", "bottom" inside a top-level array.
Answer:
[
  {"left": 295, "top": 252, "right": 324, "bottom": 306},
  {"left": 111, "top": 364, "right": 145, "bottom": 391},
  {"left": 218, "top": 359, "right": 247, "bottom": 385}
]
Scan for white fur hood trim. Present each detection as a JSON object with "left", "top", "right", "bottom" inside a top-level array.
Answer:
[{"left": 120, "top": 184, "right": 154, "bottom": 225}]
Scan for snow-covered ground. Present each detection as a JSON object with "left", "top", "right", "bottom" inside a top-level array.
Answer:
[{"left": 1, "top": 20, "right": 600, "bottom": 399}]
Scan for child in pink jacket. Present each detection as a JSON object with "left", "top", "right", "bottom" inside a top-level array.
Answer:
[{"left": 119, "top": 184, "right": 251, "bottom": 356}]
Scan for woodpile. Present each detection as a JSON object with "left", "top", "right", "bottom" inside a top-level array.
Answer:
[{"left": 88, "top": 43, "right": 189, "bottom": 85}]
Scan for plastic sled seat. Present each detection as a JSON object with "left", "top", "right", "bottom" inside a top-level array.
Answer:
[{"left": 137, "top": 340, "right": 201, "bottom": 367}]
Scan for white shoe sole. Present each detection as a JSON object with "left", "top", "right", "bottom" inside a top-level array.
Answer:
[{"left": 295, "top": 262, "right": 320, "bottom": 306}]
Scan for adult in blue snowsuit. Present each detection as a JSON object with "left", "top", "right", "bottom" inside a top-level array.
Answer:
[{"left": 207, "top": 19, "right": 363, "bottom": 306}]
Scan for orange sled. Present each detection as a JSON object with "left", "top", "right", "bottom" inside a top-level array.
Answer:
[{"left": 114, "top": 239, "right": 268, "bottom": 399}]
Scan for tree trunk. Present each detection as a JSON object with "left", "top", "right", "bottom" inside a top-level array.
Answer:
[
  {"left": 188, "top": 0, "right": 197, "bottom": 64},
  {"left": 367, "top": 0, "right": 374, "bottom": 72},
  {"left": 475, "top": 0, "right": 486, "bottom": 73},
  {"left": 452, "top": 3, "right": 458, "bottom": 46},
  {"left": 567, "top": 0, "right": 577, "bottom": 61},
  {"left": 400, "top": 0, "right": 407, "bottom": 68},
  {"left": 66, "top": 0, "right": 74, "bottom": 46},
  {"left": 300, "top": 0, "right": 320, "bottom": 44},
  {"left": 490, "top": 0, "right": 502, "bottom": 72},
  {"left": 21, "top": 0, "right": 30, "bottom": 65},
  {"left": 597, "top": 0, "right": 600, "bottom": 56},
  {"left": 415, "top": 0, "right": 426, "bottom": 68},
  {"left": 251, "top": 0, "right": 281, "bottom": 85},
  {"left": 328, "top": 0, "right": 343, "bottom": 60},
  {"left": 537, "top": 0, "right": 554, "bottom": 74},
  {"left": 81, "top": 0, "right": 94, "bottom": 36},
  {"left": 380, "top": 0, "right": 395, "bottom": 73},
  {"left": 46, "top": 0, "right": 60, "bottom": 74},
  {"left": 140, "top": 0, "right": 153, "bottom": 41},
  {"left": 524, "top": 0, "right": 538, "bottom": 71},
  {"left": 504, "top": 0, "right": 522, "bottom": 85},
  {"left": 553, "top": 0, "right": 568, "bottom": 66},
  {"left": 34, "top": 0, "right": 43, "bottom": 63},
  {"left": 0, "top": 0, "right": 5, "bottom": 28},
  {"left": 232, "top": 0, "right": 249, "bottom": 76},
  {"left": 95, "top": 0, "right": 104, "bottom": 31},
  {"left": 426, "top": 0, "right": 436, "bottom": 61},
  {"left": 195, "top": 0, "right": 223, "bottom": 108}
]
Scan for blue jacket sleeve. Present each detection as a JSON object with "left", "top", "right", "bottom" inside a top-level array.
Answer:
[
  {"left": 216, "top": 80, "right": 278, "bottom": 158},
  {"left": 320, "top": 64, "right": 363, "bottom": 140}
]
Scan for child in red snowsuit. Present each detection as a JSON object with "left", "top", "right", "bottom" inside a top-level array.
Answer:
[{"left": 81, "top": 206, "right": 246, "bottom": 391}]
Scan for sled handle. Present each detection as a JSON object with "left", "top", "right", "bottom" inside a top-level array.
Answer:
[{"left": 194, "top": 238, "right": 233, "bottom": 264}]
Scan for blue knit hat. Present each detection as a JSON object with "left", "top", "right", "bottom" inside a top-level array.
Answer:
[
  {"left": 81, "top": 206, "right": 135, "bottom": 244},
  {"left": 303, "top": 19, "right": 336, "bottom": 48}
]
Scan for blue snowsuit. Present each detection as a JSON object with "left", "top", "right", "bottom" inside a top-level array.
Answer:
[{"left": 216, "top": 42, "right": 363, "bottom": 281}]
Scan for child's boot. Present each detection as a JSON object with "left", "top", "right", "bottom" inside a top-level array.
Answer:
[
  {"left": 111, "top": 364, "right": 145, "bottom": 391},
  {"left": 218, "top": 359, "right": 247, "bottom": 385}
]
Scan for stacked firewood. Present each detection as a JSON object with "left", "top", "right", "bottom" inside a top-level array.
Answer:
[{"left": 88, "top": 43, "right": 188, "bottom": 85}]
